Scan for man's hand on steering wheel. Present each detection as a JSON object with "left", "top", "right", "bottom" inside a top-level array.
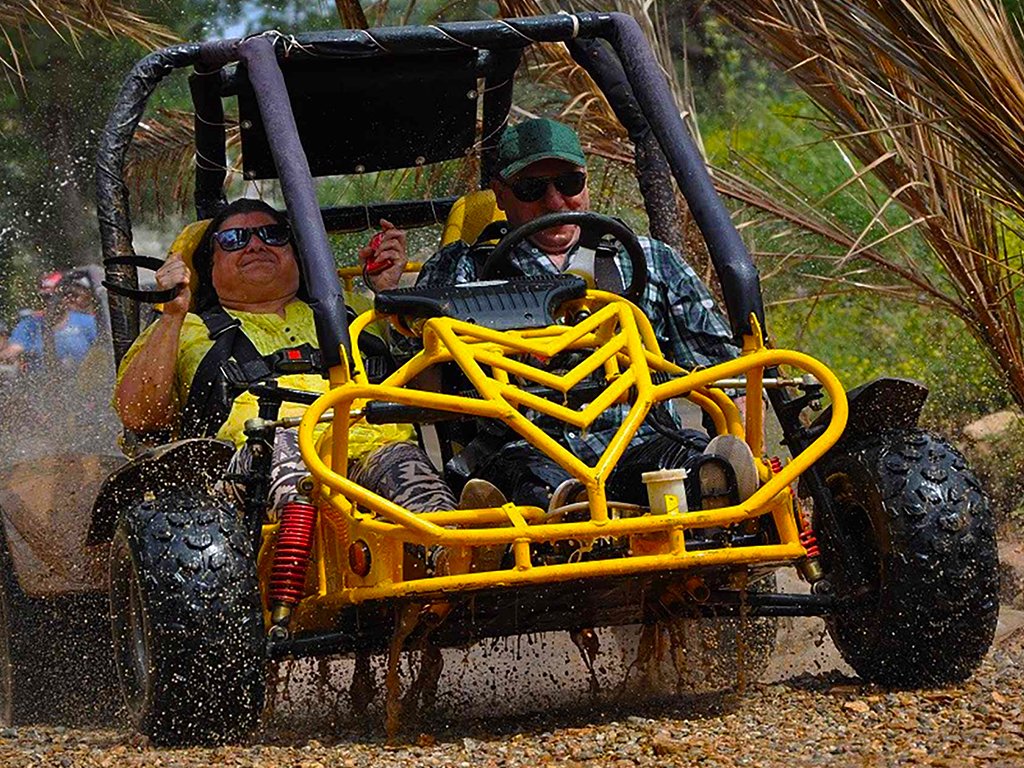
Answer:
[{"left": 479, "top": 211, "right": 648, "bottom": 303}]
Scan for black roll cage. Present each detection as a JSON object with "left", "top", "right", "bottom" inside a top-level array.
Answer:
[{"left": 97, "top": 12, "right": 764, "bottom": 371}]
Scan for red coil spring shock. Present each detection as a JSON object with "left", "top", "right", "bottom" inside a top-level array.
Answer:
[
  {"left": 798, "top": 519, "right": 821, "bottom": 558},
  {"left": 269, "top": 499, "right": 318, "bottom": 606},
  {"left": 769, "top": 456, "right": 820, "bottom": 557}
]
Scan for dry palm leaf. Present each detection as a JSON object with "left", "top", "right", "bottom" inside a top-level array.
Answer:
[
  {"left": 126, "top": 108, "right": 241, "bottom": 216},
  {"left": 0, "top": 0, "right": 176, "bottom": 82},
  {"left": 714, "top": 0, "right": 1024, "bottom": 407},
  {"left": 334, "top": 0, "right": 369, "bottom": 29},
  {"left": 497, "top": 0, "right": 628, "bottom": 152}
]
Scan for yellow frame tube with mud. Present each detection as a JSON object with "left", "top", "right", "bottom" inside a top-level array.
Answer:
[
  {"left": 293, "top": 291, "right": 848, "bottom": 605},
  {"left": 290, "top": 290, "right": 847, "bottom": 606}
]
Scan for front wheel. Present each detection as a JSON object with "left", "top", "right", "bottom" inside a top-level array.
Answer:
[
  {"left": 817, "top": 429, "right": 999, "bottom": 686},
  {"left": 110, "top": 490, "right": 266, "bottom": 745}
]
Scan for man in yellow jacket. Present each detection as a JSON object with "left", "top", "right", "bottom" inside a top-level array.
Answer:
[{"left": 114, "top": 198, "right": 456, "bottom": 528}]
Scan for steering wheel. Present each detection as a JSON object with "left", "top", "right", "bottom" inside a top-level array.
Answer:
[{"left": 478, "top": 211, "right": 649, "bottom": 303}]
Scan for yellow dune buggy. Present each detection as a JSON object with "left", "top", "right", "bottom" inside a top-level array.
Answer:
[{"left": 84, "top": 13, "right": 999, "bottom": 745}]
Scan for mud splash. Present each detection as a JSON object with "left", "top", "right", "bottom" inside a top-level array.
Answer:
[
  {"left": 382, "top": 602, "right": 451, "bottom": 740},
  {"left": 263, "top": 583, "right": 778, "bottom": 742}
]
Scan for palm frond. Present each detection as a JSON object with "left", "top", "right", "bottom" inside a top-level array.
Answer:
[
  {"left": 497, "top": 0, "right": 627, "bottom": 148},
  {"left": 334, "top": 0, "right": 369, "bottom": 29},
  {"left": 0, "top": 0, "right": 177, "bottom": 81},
  {"left": 126, "top": 109, "right": 241, "bottom": 216},
  {"left": 713, "top": 0, "right": 1024, "bottom": 406}
]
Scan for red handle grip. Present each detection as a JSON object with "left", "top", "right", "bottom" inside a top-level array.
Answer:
[{"left": 364, "top": 231, "right": 390, "bottom": 275}]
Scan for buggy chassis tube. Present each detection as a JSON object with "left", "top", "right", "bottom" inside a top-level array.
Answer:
[
  {"left": 299, "top": 346, "right": 846, "bottom": 545},
  {"left": 250, "top": 13, "right": 764, "bottom": 338},
  {"left": 297, "top": 302, "right": 848, "bottom": 561},
  {"left": 238, "top": 36, "right": 350, "bottom": 366},
  {"left": 346, "top": 306, "right": 741, "bottom": 439},
  {"left": 600, "top": 14, "right": 764, "bottom": 340},
  {"left": 99, "top": 13, "right": 761, "bottom": 364},
  {"left": 97, "top": 40, "right": 238, "bottom": 364}
]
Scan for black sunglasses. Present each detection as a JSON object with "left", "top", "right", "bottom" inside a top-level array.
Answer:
[
  {"left": 213, "top": 223, "right": 292, "bottom": 252},
  {"left": 506, "top": 171, "right": 587, "bottom": 203}
]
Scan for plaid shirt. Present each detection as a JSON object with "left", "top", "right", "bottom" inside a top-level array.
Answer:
[{"left": 416, "top": 237, "right": 739, "bottom": 463}]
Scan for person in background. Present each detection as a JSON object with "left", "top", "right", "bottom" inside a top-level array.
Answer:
[
  {"left": 0, "top": 319, "right": 13, "bottom": 380},
  {"left": 0, "top": 271, "right": 98, "bottom": 371}
]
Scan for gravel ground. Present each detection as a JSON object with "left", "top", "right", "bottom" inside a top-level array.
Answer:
[{"left": 1, "top": 617, "right": 1021, "bottom": 768}]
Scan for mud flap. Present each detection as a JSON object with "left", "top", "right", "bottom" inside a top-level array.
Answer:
[
  {"left": 86, "top": 438, "right": 233, "bottom": 546},
  {"left": 810, "top": 377, "right": 928, "bottom": 443}
]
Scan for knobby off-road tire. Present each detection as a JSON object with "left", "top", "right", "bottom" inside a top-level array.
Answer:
[
  {"left": 110, "top": 490, "right": 265, "bottom": 745},
  {"left": 0, "top": 527, "right": 117, "bottom": 726},
  {"left": 818, "top": 429, "right": 999, "bottom": 686}
]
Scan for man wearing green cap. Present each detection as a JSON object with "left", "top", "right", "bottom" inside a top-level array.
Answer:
[
  {"left": 368, "top": 118, "right": 744, "bottom": 510},
  {"left": 373, "top": 118, "right": 735, "bottom": 362}
]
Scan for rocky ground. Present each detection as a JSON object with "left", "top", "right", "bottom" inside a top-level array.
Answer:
[
  {"left": 0, "top": 629, "right": 1021, "bottom": 767},
  {"left": 1, "top": 577, "right": 1022, "bottom": 768}
]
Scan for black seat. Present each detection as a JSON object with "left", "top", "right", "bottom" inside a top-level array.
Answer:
[{"left": 374, "top": 274, "right": 587, "bottom": 331}]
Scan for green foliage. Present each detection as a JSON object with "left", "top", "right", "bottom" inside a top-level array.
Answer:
[
  {"left": 686, "top": 13, "right": 788, "bottom": 110},
  {"left": 699, "top": 83, "right": 1010, "bottom": 424},
  {"left": 221, "top": 0, "right": 492, "bottom": 36},
  {"left": 0, "top": 33, "right": 146, "bottom": 309},
  {"left": 702, "top": 90, "right": 909, "bottom": 236},
  {"left": 0, "top": 0, "right": 235, "bottom": 318},
  {"left": 770, "top": 295, "right": 1011, "bottom": 424}
]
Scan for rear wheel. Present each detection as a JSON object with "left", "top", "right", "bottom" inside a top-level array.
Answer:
[
  {"left": 110, "top": 490, "right": 265, "bottom": 745},
  {"left": 817, "top": 429, "right": 999, "bottom": 685}
]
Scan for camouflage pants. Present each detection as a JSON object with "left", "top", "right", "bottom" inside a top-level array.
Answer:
[{"left": 227, "top": 430, "right": 456, "bottom": 516}]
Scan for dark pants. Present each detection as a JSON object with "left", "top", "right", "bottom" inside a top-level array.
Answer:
[
  {"left": 350, "top": 441, "right": 458, "bottom": 512},
  {"left": 476, "top": 431, "right": 709, "bottom": 509}
]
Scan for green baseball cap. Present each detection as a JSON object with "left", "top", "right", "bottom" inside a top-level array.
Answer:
[{"left": 495, "top": 118, "right": 586, "bottom": 179}]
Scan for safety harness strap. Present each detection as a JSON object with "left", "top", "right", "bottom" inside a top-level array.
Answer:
[
  {"left": 593, "top": 242, "right": 625, "bottom": 295},
  {"left": 180, "top": 305, "right": 392, "bottom": 439},
  {"left": 180, "top": 306, "right": 265, "bottom": 439}
]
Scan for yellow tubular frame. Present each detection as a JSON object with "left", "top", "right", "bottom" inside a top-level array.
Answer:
[
  {"left": 338, "top": 262, "right": 423, "bottom": 293},
  {"left": 293, "top": 290, "right": 848, "bottom": 606}
]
